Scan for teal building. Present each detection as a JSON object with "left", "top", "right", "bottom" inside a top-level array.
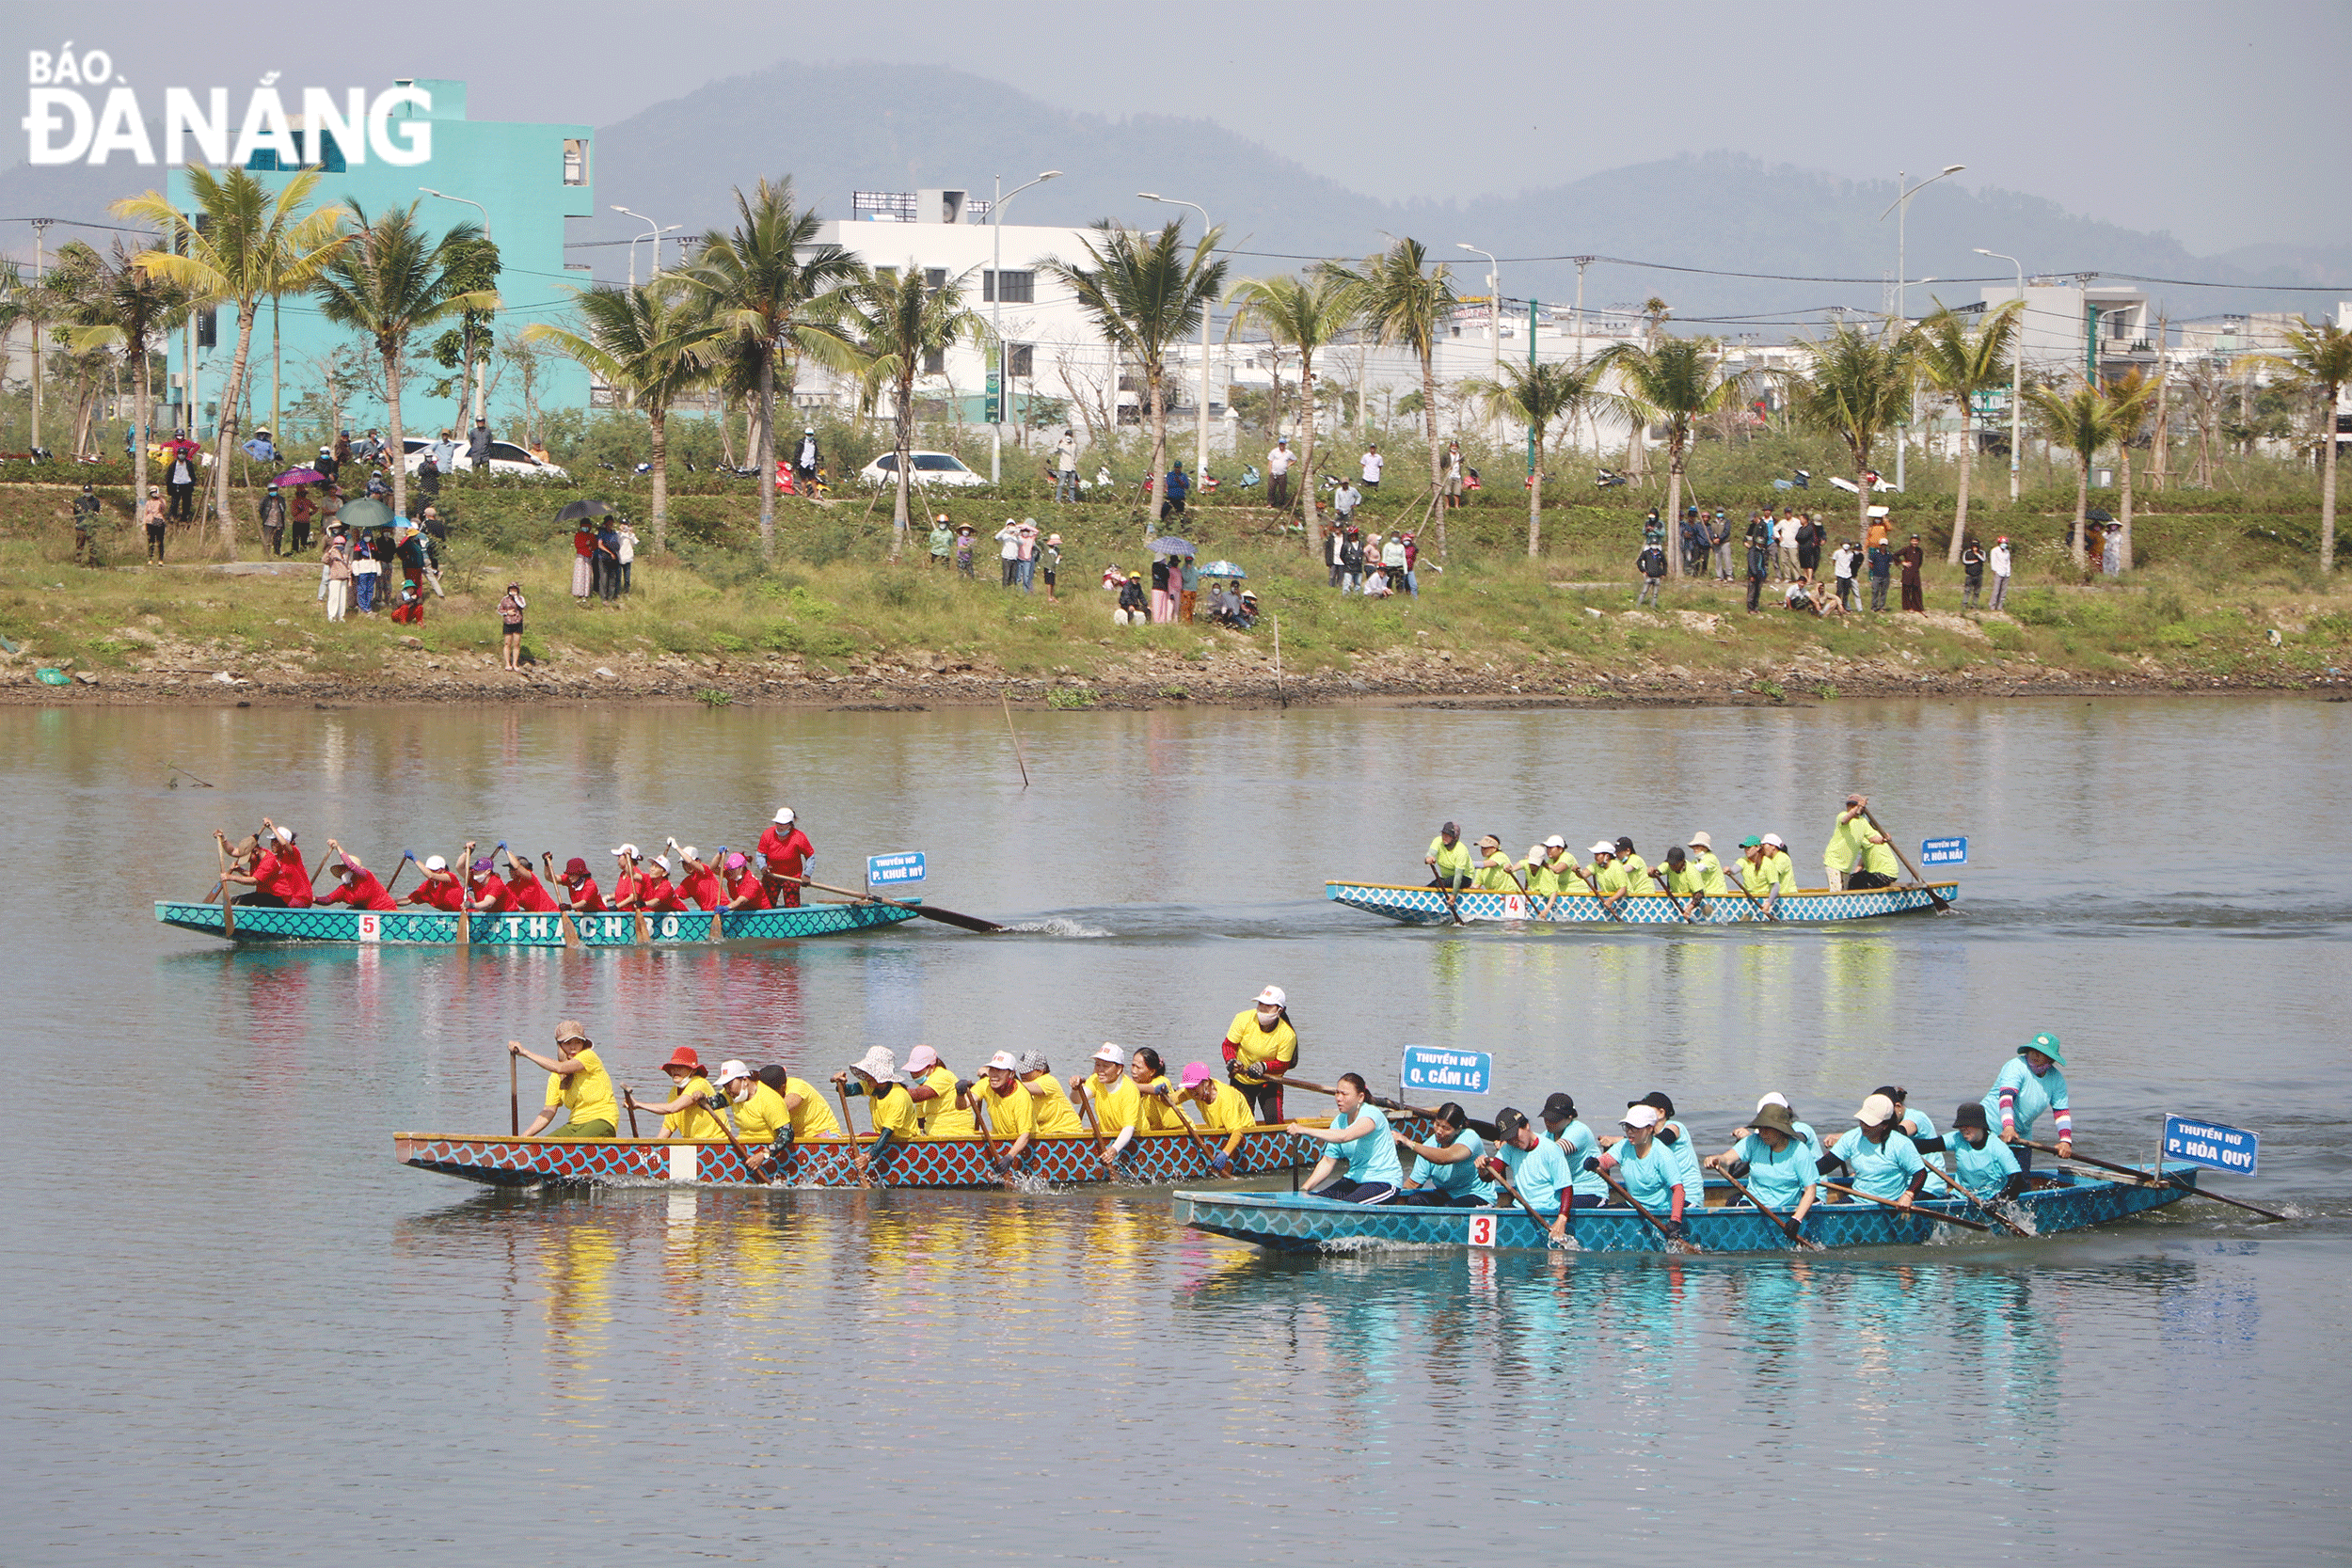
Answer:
[{"left": 166, "top": 79, "right": 594, "bottom": 451}]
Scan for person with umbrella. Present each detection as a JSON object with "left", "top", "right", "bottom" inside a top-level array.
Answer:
[{"left": 571, "top": 515, "right": 596, "bottom": 605}]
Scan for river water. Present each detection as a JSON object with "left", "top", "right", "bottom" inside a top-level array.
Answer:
[{"left": 3, "top": 696, "right": 2345, "bottom": 1563}]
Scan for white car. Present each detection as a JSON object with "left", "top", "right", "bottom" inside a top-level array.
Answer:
[
  {"left": 857, "top": 450, "right": 986, "bottom": 488},
  {"left": 402, "top": 437, "right": 570, "bottom": 482}
]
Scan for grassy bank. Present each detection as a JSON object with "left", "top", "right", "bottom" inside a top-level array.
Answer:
[{"left": 3, "top": 467, "right": 2345, "bottom": 705}]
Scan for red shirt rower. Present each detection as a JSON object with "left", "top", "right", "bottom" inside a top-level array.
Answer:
[
  {"left": 637, "top": 862, "right": 686, "bottom": 912},
  {"left": 757, "top": 807, "right": 814, "bottom": 908},
  {"left": 674, "top": 846, "right": 724, "bottom": 911},
  {"left": 556, "top": 857, "right": 606, "bottom": 912},
  {"left": 502, "top": 852, "right": 562, "bottom": 913},
  {"left": 321, "top": 841, "right": 398, "bottom": 911},
  {"left": 724, "top": 853, "right": 772, "bottom": 910},
  {"left": 404, "top": 855, "right": 464, "bottom": 910},
  {"left": 468, "top": 861, "right": 518, "bottom": 912}
]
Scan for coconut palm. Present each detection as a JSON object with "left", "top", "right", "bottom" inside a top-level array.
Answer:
[
  {"left": 2098, "top": 370, "right": 2158, "bottom": 571},
  {"left": 1333, "top": 239, "right": 1457, "bottom": 534},
  {"left": 1594, "top": 335, "right": 1753, "bottom": 577},
  {"left": 1225, "top": 268, "right": 1358, "bottom": 543},
  {"left": 839, "top": 263, "right": 987, "bottom": 557},
  {"left": 1041, "top": 219, "right": 1229, "bottom": 530},
  {"left": 2024, "top": 379, "right": 2127, "bottom": 568},
  {"left": 1463, "top": 358, "right": 1607, "bottom": 558},
  {"left": 1785, "top": 322, "right": 1916, "bottom": 544},
  {"left": 681, "top": 177, "right": 864, "bottom": 559},
  {"left": 525, "top": 280, "right": 720, "bottom": 553},
  {"left": 1915, "top": 299, "right": 2024, "bottom": 562},
  {"left": 2239, "top": 320, "right": 2352, "bottom": 573},
  {"left": 116, "top": 166, "right": 348, "bottom": 546},
  {"left": 61, "top": 240, "right": 190, "bottom": 507},
  {"left": 313, "top": 202, "right": 500, "bottom": 523}
]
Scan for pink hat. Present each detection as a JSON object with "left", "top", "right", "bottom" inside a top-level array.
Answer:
[
  {"left": 1180, "top": 1061, "right": 1214, "bottom": 1088},
  {"left": 904, "top": 1044, "right": 940, "bottom": 1076},
  {"left": 723, "top": 852, "right": 747, "bottom": 870}
]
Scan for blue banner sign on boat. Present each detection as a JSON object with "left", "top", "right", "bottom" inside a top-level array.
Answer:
[
  {"left": 866, "top": 851, "right": 927, "bottom": 887},
  {"left": 1401, "top": 1046, "right": 1491, "bottom": 1095},
  {"left": 1921, "top": 835, "right": 1968, "bottom": 865},
  {"left": 2163, "top": 1115, "right": 2258, "bottom": 1175}
]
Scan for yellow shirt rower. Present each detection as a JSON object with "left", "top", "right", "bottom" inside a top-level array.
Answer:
[
  {"left": 1018, "top": 1053, "right": 1084, "bottom": 1135},
  {"left": 1073, "top": 1043, "right": 1139, "bottom": 1169},
  {"left": 514, "top": 1021, "right": 617, "bottom": 1137},
  {"left": 628, "top": 1047, "right": 730, "bottom": 1139},
  {"left": 968, "top": 1051, "right": 1035, "bottom": 1179},
  {"left": 1178, "top": 1061, "right": 1254, "bottom": 1174},
  {"left": 1223, "top": 985, "right": 1298, "bottom": 1122},
  {"left": 1470, "top": 834, "right": 1520, "bottom": 892},
  {"left": 759, "top": 1067, "right": 841, "bottom": 1139},
  {"left": 904, "top": 1044, "right": 976, "bottom": 1138}
]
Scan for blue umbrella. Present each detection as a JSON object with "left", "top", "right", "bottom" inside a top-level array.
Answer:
[
  {"left": 1198, "top": 561, "right": 1247, "bottom": 578},
  {"left": 1148, "top": 536, "right": 1195, "bottom": 555}
]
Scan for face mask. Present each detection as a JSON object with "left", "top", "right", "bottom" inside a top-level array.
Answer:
[{"left": 1256, "top": 1008, "right": 1279, "bottom": 1027}]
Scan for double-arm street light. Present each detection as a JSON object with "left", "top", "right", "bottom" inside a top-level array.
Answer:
[
  {"left": 421, "top": 186, "right": 494, "bottom": 423},
  {"left": 989, "top": 170, "right": 1061, "bottom": 484},
  {"left": 612, "top": 205, "right": 679, "bottom": 288},
  {"left": 1976, "top": 247, "right": 2026, "bottom": 503},
  {"left": 1139, "top": 192, "right": 1214, "bottom": 483},
  {"left": 1456, "top": 243, "right": 1502, "bottom": 447},
  {"left": 1881, "top": 165, "right": 1964, "bottom": 491}
]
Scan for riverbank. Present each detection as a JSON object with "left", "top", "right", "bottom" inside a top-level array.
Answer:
[{"left": 5, "top": 480, "right": 2344, "bottom": 707}]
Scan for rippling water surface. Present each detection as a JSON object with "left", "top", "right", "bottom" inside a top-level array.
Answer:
[{"left": 2, "top": 696, "right": 2345, "bottom": 1563}]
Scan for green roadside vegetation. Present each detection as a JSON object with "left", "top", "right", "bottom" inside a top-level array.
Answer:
[{"left": 3, "top": 433, "right": 2345, "bottom": 701}]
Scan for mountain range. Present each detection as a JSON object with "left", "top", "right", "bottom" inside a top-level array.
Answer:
[{"left": 8, "top": 62, "right": 2345, "bottom": 331}]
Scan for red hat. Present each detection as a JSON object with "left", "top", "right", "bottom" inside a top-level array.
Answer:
[
  {"left": 661, "top": 1047, "right": 705, "bottom": 1072},
  {"left": 564, "top": 857, "right": 589, "bottom": 879}
]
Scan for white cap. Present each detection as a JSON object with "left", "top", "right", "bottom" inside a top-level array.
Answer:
[
  {"left": 611, "top": 843, "right": 639, "bottom": 858},
  {"left": 1254, "top": 986, "right": 1287, "bottom": 1008},
  {"left": 422, "top": 855, "right": 448, "bottom": 872},
  {"left": 275, "top": 825, "right": 296, "bottom": 844},
  {"left": 679, "top": 846, "right": 698, "bottom": 862},
  {"left": 1761, "top": 833, "right": 1786, "bottom": 848},
  {"left": 772, "top": 807, "right": 795, "bottom": 825},
  {"left": 1756, "top": 1092, "right": 1790, "bottom": 1113},
  {"left": 718, "top": 1060, "right": 754, "bottom": 1084},
  {"left": 1689, "top": 831, "right": 1712, "bottom": 849},
  {"left": 1093, "top": 1042, "right": 1126, "bottom": 1065},
  {"left": 1542, "top": 835, "right": 1566, "bottom": 849},
  {"left": 983, "top": 1051, "right": 1019, "bottom": 1072},
  {"left": 1589, "top": 841, "right": 1614, "bottom": 856},
  {"left": 648, "top": 854, "right": 670, "bottom": 873},
  {"left": 1854, "top": 1094, "right": 1897, "bottom": 1128},
  {"left": 1620, "top": 1105, "right": 1662, "bottom": 1131}
]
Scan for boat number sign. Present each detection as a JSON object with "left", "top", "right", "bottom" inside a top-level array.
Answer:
[
  {"left": 1466, "top": 1212, "right": 1498, "bottom": 1248},
  {"left": 1402, "top": 1047, "right": 1491, "bottom": 1095},
  {"left": 2164, "top": 1115, "right": 2258, "bottom": 1176},
  {"left": 1920, "top": 836, "right": 1968, "bottom": 865},
  {"left": 867, "top": 851, "right": 927, "bottom": 887}
]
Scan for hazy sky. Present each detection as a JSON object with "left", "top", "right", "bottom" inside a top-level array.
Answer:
[{"left": 7, "top": 0, "right": 2344, "bottom": 253}]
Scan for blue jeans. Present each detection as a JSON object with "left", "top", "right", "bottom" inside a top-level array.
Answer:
[
  {"left": 1056, "top": 469, "right": 1077, "bottom": 502},
  {"left": 354, "top": 572, "right": 376, "bottom": 612},
  {"left": 1017, "top": 557, "right": 1036, "bottom": 592}
]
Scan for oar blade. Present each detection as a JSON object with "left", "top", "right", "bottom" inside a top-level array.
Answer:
[{"left": 915, "top": 905, "right": 1005, "bottom": 934}]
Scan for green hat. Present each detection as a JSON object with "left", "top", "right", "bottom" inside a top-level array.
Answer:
[
  {"left": 1739, "top": 836, "right": 1762, "bottom": 847},
  {"left": 2020, "top": 1031, "right": 2065, "bottom": 1066}
]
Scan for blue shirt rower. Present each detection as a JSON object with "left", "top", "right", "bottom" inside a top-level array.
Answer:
[
  {"left": 1290, "top": 1072, "right": 1405, "bottom": 1203},
  {"left": 1392, "top": 1102, "right": 1497, "bottom": 1208}
]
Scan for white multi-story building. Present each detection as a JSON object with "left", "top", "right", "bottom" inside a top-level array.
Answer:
[{"left": 1977, "top": 279, "right": 2156, "bottom": 385}]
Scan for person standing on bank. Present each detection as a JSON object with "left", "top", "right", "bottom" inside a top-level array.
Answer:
[
  {"left": 1055, "top": 430, "right": 1078, "bottom": 503},
  {"left": 467, "top": 418, "right": 493, "bottom": 473},
  {"left": 498, "top": 581, "right": 526, "bottom": 671},
  {"left": 1267, "top": 437, "right": 1295, "bottom": 510},
  {"left": 1897, "top": 533, "right": 1927, "bottom": 612},
  {"left": 1867, "top": 537, "right": 1893, "bottom": 612},
  {"left": 514, "top": 1022, "right": 619, "bottom": 1139},
  {"left": 256, "top": 483, "right": 286, "bottom": 558},
  {"left": 794, "top": 428, "right": 821, "bottom": 490},
  {"left": 1987, "top": 535, "right": 2013, "bottom": 611},
  {"left": 1960, "top": 536, "right": 1986, "bottom": 610}
]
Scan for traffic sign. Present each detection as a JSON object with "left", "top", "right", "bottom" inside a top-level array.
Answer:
[
  {"left": 2164, "top": 1115, "right": 2258, "bottom": 1176},
  {"left": 1401, "top": 1046, "right": 1491, "bottom": 1095},
  {"left": 1921, "top": 836, "right": 1968, "bottom": 866},
  {"left": 866, "top": 851, "right": 927, "bottom": 887}
]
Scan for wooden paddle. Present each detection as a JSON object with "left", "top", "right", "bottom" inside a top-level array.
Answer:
[
  {"left": 382, "top": 852, "right": 415, "bottom": 900},
  {"left": 215, "top": 834, "right": 236, "bottom": 937},
  {"left": 1073, "top": 1078, "right": 1112, "bottom": 1170},
  {"left": 621, "top": 1085, "right": 642, "bottom": 1138},
  {"left": 1727, "top": 860, "right": 1779, "bottom": 921},
  {"left": 1597, "top": 1164, "right": 1703, "bottom": 1253},
  {"left": 706, "top": 847, "right": 728, "bottom": 942},
  {"left": 1647, "top": 867, "right": 1698, "bottom": 923},
  {"left": 1711, "top": 1165, "right": 1820, "bottom": 1250},
  {"left": 792, "top": 874, "right": 1003, "bottom": 934},
  {"left": 1860, "top": 805, "right": 1948, "bottom": 911},
  {"left": 1286, "top": 1075, "right": 1494, "bottom": 1140},
  {"left": 969, "top": 1091, "right": 1011, "bottom": 1178},
  {"left": 508, "top": 1048, "right": 518, "bottom": 1136},
  {"left": 1822, "top": 1180, "right": 1991, "bottom": 1231},
  {"left": 1918, "top": 1160, "right": 2028, "bottom": 1236},
  {"left": 537, "top": 853, "right": 582, "bottom": 948},
  {"left": 2022, "top": 1139, "right": 2287, "bottom": 1222},
  {"left": 1155, "top": 1086, "right": 1228, "bottom": 1176},
  {"left": 1478, "top": 1158, "right": 1568, "bottom": 1248},
  {"left": 454, "top": 844, "right": 471, "bottom": 947},
  {"left": 1568, "top": 862, "right": 1624, "bottom": 923},
  {"left": 710, "top": 1093, "right": 769, "bottom": 1183},
  {"left": 833, "top": 1084, "right": 874, "bottom": 1188}
]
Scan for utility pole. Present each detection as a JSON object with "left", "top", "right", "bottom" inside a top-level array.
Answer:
[
  {"left": 988, "top": 171, "right": 1061, "bottom": 485},
  {"left": 2150, "top": 309, "right": 2170, "bottom": 491},
  {"left": 1526, "top": 297, "right": 1537, "bottom": 475},
  {"left": 1572, "top": 256, "right": 1592, "bottom": 453},
  {"left": 1882, "top": 166, "right": 1964, "bottom": 496},
  {"left": 1976, "top": 249, "right": 2026, "bottom": 503},
  {"left": 29, "top": 218, "right": 51, "bottom": 451}
]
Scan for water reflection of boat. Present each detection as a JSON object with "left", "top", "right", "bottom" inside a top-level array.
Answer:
[
  {"left": 1180, "top": 1163, "right": 2197, "bottom": 1253},
  {"left": 1325, "top": 880, "right": 1957, "bottom": 927},
  {"left": 153, "top": 898, "right": 919, "bottom": 947},
  {"left": 394, "top": 1124, "right": 1335, "bottom": 1189}
]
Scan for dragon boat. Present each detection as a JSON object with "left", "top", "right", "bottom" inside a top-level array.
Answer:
[
  {"left": 155, "top": 898, "right": 919, "bottom": 947},
  {"left": 1179, "top": 1161, "right": 2198, "bottom": 1253},
  {"left": 1326, "top": 880, "right": 1958, "bottom": 927},
  {"left": 395, "top": 1121, "right": 1372, "bottom": 1189}
]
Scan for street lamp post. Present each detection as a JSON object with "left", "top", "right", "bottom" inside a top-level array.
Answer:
[
  {"left": 1880, "top": 164, "right": 1964, "bottom": 492},
  {"left": 421, "top": 186, "right": 494, "bottom": 424},
  {"left": 1456, "top": 244, "right": 1502, "bottom": 453},
  {"left": 988, "top": 170, "right": 1061, "bottom": 485},
  {"left": 612, "top": 206, "right": 678, "bottom": 288},
  {"left": 1976, "top": 248, "right": 2026, "bottom": 504},
  {"left": 1139, "top": 193, "right": 1214, "bottom": 483}
]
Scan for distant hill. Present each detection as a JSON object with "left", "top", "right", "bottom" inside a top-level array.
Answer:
[{"left": 5, "top": 62, "right": 2342, "bottom": 332}]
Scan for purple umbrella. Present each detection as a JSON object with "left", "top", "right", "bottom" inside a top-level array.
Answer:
[{"left": 277, "top": 467, "right": 326, "bottom": 485}]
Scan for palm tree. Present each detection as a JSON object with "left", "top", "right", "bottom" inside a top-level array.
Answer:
[
  {"left": 1786, "top": 322, "right": 1916, "bottom": 544},
  {"left": 1915, "top": 299, "right": 2024, "bottom": 562},
  {"left": 1226, "top": 268, "right": 1358, "bottom": 544},
  {"left": 2024, "top": 379, "right": 2125, "bottom": 568},
  {"left": 62, "top": 240, "right": 190, "bottom": 507},
  {"left": 840, "top": 263, "right": 986, "bottom": 557},
  {"left": 1464, "top": 359, "right": 1606, "bottom": 558},
  {"left": 1335, "top": 239, "right": 1457, "bottom": 536},
  {"left": 1594, "top": 335, "right": 1752, "bottom": 577},
  {"left": 116, "top": 166, "right": 347, "bottom": 546},
  {"left": 312, "top": 202, "right": 499, "bottom": 523},
  {"left": 525, "top": 280, "right": 720, "bottom": 553},
  {"left": 2098, "top": 370, "right": 2157, "bottom": 571},
  {"left": 2240, "top": 320, "right": 2352, "bottom": 573},
  {"left": 1041, "top": 219, "right": 1229, "bottom": 530},
  {"left": 681, "top": 177, "right": 864, "bottom": 559}
]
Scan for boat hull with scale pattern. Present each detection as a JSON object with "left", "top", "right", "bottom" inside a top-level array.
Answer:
[
  {"left": 395, "top": 1124, "right": 1332, "bottom": 1188},
  {"left": 155, "top": 898, "right": 919, "bottom": 946},
  {"left": 1179, "top": 1162, "right": 2199, "bottom": 1253},
  {"left": 1326, "top": 879, "right": 1958, "bottom": 926}
]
